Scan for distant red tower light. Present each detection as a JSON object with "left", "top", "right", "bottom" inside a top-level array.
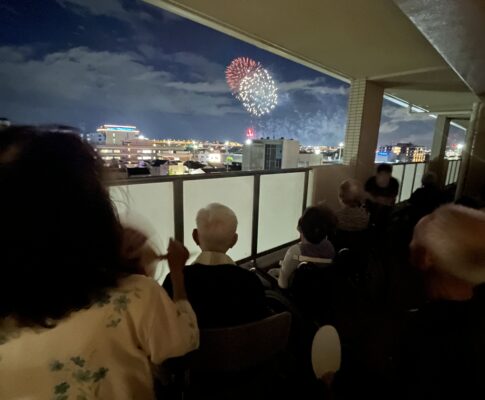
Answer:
[{"left": 246, "top": 127, "right": 256, "bottom": 139}]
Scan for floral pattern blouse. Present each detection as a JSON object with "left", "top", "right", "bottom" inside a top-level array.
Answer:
[{"left": 0, "top": 275, "right": 199, "bottom": 399}]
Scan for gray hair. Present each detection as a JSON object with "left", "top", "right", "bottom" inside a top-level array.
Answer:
[
  {"left": 413, "top": 204, "right": 485, "bottom": 284},
  {"left": 196, "top": 203, "right": 238, "bottom": 252}
]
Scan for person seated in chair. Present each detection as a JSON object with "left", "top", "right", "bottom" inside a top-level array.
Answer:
[
  {"left": 336, "top": 179, "right": 369, "bottom": 232},
  {"left": 164, "top": 203, "right": 268, "bottom": 328},
  {"left": 408, "top": 171, "right": 445, "bottom": 225},
  {"left": 365, "top": 163, "right": 400, "bottom": 229},
  {"left": 397, "top": 205, "right": 485, "bottom": 399},
  {"left": 278, "top": 205, "right": 336, "bottom": 289}
]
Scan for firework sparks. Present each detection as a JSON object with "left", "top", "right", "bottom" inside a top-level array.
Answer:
[
  {"left": 225, "top": 57, "right": 260, "bottom": 94},
  {"left": 226, "top": 57, "right": 279, "bottom": 117},
  {"left": 238, "top": 68, "right": 278, "bottom": 117}
]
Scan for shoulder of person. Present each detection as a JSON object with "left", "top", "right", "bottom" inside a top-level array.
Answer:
[
  {"left": 116, "top": 274, "right": 162, "bottom": 301},
  {"left": 291, "top": 243, "right": 302, "bottom": 254}
]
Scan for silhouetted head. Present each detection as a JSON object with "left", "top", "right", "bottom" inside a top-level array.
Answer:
[
  {"left": 193, "top": 203, "right": 238, "bottom": 253},
  {"left": 0, "top": 126, "right": 125, "bottom": 327},
  {"left": 421, "top": 171, "right": 439, "bottom": 189},
  {"left": 410, "top": 205, "right": 485, "bottom": 300},
  {"left": 376, "top": 163, "right": 393, "bottom": 188},
  {"left": 339, "top": 179, "right": 365, "bottom": 208},
  {"left": 298, "top": 205, "right": 337, "bottom": 244}
]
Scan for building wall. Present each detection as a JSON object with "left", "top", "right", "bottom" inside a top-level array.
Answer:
[
  {"left": 282, "top": 140, "right": 299, "bottom": 169},
  {"left": 297, "top": 153, "right": 324, "bottom": 167},
  {"left": 242, "top": 143, "right": 265, "bottom": 170},
  {"left": 310, "top": 164, "right": 353, "bottom": 210}
]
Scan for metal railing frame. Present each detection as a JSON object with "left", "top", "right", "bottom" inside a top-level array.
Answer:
[{"left": 109, "top": 168, "right": 311, "bottom": 264}]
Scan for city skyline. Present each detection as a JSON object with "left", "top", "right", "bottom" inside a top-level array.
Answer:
[{"left": 0, "top": 0, "right": 466, "bottom": 146}]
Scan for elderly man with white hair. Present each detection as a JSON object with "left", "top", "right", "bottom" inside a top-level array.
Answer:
[
  {"left": 164, "top": 203, "right": 268, "bottom": 328},
  {"left": 396, "top": 204, "right": 485, "bottom": 399},
  {"left": 191, "top": 202, "right": 239, "bottom": 265}
]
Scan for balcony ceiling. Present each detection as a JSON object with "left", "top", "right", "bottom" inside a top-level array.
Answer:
[
  {"left": 144, "top": 0, "right": 478, "bottom": 115},
  {"left": 394, "top": 0, "right": 485, "bottom": 102}
]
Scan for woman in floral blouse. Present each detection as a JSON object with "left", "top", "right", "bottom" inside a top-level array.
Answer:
[{"left": 0, "top": 127, "right": 199, "bottom": 399}]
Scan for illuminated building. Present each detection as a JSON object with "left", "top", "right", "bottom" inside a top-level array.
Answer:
[
  {"left": 242, "top": 139, "right": 299, "bottom": 170},
  {"left": 378, "top": 143, "right": 428, "bottom": 163},
  {"left": 96, "top": 124, "right": 140, "bottom": 145}
]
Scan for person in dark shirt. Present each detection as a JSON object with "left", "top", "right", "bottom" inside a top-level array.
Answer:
[
  {"left": 365, "top": 163, "right": 400, "bottom": 229},
  {"left": 164, "top": 203, "right": 268, "bottom": 328},
  {"left": 396, "top": 205, "right": 485, "bottom": 399},
  {"left": 365, "top": 163, "right": 400, "bottom": 206}
]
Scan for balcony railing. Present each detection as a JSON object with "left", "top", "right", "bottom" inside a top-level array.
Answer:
[
  {"left": 389, "top": 158, "right": 462, "bottom": 203},
  {"left": 390, "top": 161, "right": 428, "bottom": 203},
  {"left": 109, "top": 168, "right": 313, "bottom": 278},
  {"left": 444, "top": 158, "right": 462, "bottom": 186}
]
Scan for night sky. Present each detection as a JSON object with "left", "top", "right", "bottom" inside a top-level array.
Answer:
[{"left": 0, "top": 0, "right": 465, "bottom": 146}]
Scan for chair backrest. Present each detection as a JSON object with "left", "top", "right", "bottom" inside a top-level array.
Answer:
[
  {"left": 191, "top": 311, "right": 292, "bottom": 373},
  {"left": 311, "top": 325, "right": 341, "bottom": 379},
  {"left": 290, "top": 262, "right": 334, "bottom": 299}
]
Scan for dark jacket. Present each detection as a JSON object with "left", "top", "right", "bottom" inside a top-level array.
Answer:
[
  {"left": 164, "top": 263, "right": 268, "bottom": 329},
  {"left": 397, "top": 294, "right": 485, "bottom": 399}
]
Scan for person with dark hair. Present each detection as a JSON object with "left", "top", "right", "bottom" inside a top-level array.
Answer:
[
  {"left": 365, "top": 163, "right": 400, "bottom": 206},
  {"left": 0, "top": 127, "right": 198, "bottom": 399},
  {"left": 278, "top": 205, "right": 337, "bottom": 289},
  {"left": 408, "top": 171, "right": 445, "bottom": 224},
  {"left": 365, "top": 163, "right": 400, "bottom": 229},
  {"left": 336, "top": 179, "right": 369, "bottom": 232}
]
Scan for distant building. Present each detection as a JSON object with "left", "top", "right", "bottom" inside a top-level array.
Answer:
[
  {"left": 85, "top": 132, "right": 106, "bottom": 145},
  {"left": 297, "top": 153, "right": 324, "bottom": 167},
  {"left": 97, "top": 124, "right": 140, "bottom": 145},
  {"left": 378, "top": 142, "right": 427, "bottom": 163},
  {"left": 96, "top": 141, "right": 192, "bottom": 165},
  {"left": 197, "top": 152, "right": 222, "bottom": 164},
  {"left": 242, "top": 139, "right": 299, "bottom": 171}
]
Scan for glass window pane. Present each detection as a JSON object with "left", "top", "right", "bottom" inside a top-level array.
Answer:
[
  {"left": 400, "top": 163, "right": 416, "bottom": 202},
  {"left": 183, "top": 176, "right": 254, "bottom": 263},
  {"left": 110, "top": 182, "right": 174, "bottom": 283},
  {"left": 258, "top": 172, "right": 305, "bottom": 253}
]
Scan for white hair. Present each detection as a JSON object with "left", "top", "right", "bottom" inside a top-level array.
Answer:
[
  {"left": 414, "top": 205, "right": 485, "bottom": 284},
  {"left": 196, "top": 203, "right": 238, "bottom": 252}
]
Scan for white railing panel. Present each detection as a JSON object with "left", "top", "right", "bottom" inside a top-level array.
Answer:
[
  {"left": 257, "top": 172, "right": 305, "bottom": 253},
  {"left": 307, "top": 169, "right": 314, "bottom": 207},
  {"left": 110, "top": 182, "right": 174, "bottom": 283},
  {"left": 413, "top": 163, "right": 426, "bottom": 192},
  {"left": 400, "top": 163, "right": 416, "bottom": 202},
  {"left": 183, "top": 176, "right": 254, "bottom": 263}
]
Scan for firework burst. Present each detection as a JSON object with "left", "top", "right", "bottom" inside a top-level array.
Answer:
[
  {"left": 226, "top": 57, "right": 278, "bottom": 117},
  {"left": 225, "top": 57, "right": 260, "bottom": 94},
  {"left": 238, "top": 68, "right": 278, "bottom": 117}
]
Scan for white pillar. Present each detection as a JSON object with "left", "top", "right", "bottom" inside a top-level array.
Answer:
[
  {"left": 429, "top": 115, "right": 450, "bottom": 187},
  {"left": 457, "top": 102, "right": 485, "bottom": 198},
  {"left": 343, "top": 79, "right": 384, "bottom": 183}
]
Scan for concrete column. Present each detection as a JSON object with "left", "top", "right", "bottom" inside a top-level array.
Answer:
[
  {"left": 457, "top": 102, "right": 485, "bottom": 198},
  {"left": 344, "top": 79, "right": 384, "bottom": 183},
  {"left": 428, "top": 115, "right": 450, "bottom": 187}
]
